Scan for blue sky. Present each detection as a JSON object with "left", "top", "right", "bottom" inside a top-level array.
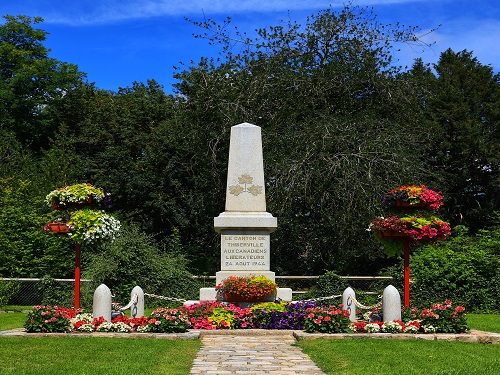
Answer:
[{"left": 1, "top": 0, "right": 498, "bottom": 92}]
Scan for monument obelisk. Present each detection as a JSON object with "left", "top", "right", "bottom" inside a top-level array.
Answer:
[{"left": 199, "top": 122, "right": 291, "bottom": 301}]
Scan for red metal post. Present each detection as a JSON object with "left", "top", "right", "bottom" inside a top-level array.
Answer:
[
  {"left": 74, "top": 243, "right": 81, "bottom": 309},
  {"left": 403, "top": 238, "right": 410, "bottom": 308}
]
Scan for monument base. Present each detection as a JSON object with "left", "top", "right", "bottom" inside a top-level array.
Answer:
[{"left": 199, "top": 287, "right": 293, "bottom": 302}]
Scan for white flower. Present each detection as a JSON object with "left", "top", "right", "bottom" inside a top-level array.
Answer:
[
  {"left": 78, "top": 323, "right": 94, "bottom": 332},
  {"left": 136, "top": 325, "right": 150, "bottom": 333},
  {"left": 423, "top": 325, "right": 437, "bottom": 333},
  {"left": 96, "top": 322, "right": 114, "bottom": 332},
  {"left": 404, "top": 325, "right": 419, "bottom": 334},
  {"left": 365, "top": 323, "right": 380, "bottom": 333},
  {"left": 381, "top": 321, "right": 403, "bottom": 333}
]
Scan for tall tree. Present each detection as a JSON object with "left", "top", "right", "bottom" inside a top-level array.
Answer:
[
  {"left": 427, "top": 49, "right": 499, "bottom": 230},
  {"left": 0, "top": 15, "right": 84, "bottom": 152},
  {"left": 171, "top": 6, "right": 433, "bottom": 273}
]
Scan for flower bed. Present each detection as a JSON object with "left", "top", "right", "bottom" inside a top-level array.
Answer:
[
  {"left": 303, "top": 300, "right": 467, "bottom": 334},
  {"left": 24, "top": 300, "right": 468, "bottom": 334}
]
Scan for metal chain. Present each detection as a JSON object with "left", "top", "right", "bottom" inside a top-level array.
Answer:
[
  {"left": 298, "top": 294, "right": 342, "bottom": 302},
  {"left": 144, "top": 293, "right": 381, "bottom": 309},
  {"left": 349, "top": 295, "right": 383, "bottom": 310},
  {"left": 144, "top": 293, "right": 187, "bottom": 303}
]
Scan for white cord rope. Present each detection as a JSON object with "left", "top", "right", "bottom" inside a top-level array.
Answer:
[
  {"left": 297, "top": 294, "right": 342, "bottom": 302},
  {"left": 349, "top": 295, "right": 383, "bottom": 310},
  {"left": 144, "top": 293, "right": 187, "bottom": 303}
]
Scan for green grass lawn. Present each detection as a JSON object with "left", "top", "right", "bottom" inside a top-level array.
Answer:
[
  {"left": 0, "top": 305, "right": 32, "bottom": 311},
  {"left": 0, "top": 337, "right": 200, "bottom": 375},
  {"left": 299, "top": 338, "right": 500, "bottom": 375},
  {"left": 467, "top": 313, "right": 500, "bottom": 333},
  {"left": 0, "top": 312, "right": 26, "bottom": 331}
]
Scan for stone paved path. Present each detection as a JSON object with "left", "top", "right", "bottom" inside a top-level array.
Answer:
[{"left": 190, "top": 333, "right": 325, "bottom": 374}]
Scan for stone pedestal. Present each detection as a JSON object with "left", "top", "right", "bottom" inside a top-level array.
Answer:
[
  {"left": 93, "top": 284, "right": 112, "bottom": 321},
  {"left": 383, "top": 285, "right": 402, "bottom": 322}
]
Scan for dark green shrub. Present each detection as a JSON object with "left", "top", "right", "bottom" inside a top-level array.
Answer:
[
  {"left": 84, "top": 223, "right": 201, "bottom": 307},
  {"left": 304, "top": 272, "right": 349, "bottom": 300},
  {"left": 40, "top": 277, "right": 74, "bottom": 307},
  {"left": 382, "top": 224, "right": 500, "bottom": 311},
  {"left": 0, "top": 280, "right": 20, "bottom": 306}
]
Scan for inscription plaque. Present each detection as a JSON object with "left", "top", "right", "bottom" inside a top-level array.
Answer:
[{"left": 220, "top": 233, "right": 270, "bottom": 271}]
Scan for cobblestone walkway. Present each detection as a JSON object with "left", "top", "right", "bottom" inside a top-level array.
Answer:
[{"left": 190, "top": 333, "right": 325, "bottom": 374}]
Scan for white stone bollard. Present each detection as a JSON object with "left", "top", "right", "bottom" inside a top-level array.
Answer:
[
  {"left": 93, "top": 284, "right": 112, "bottom": 321},
  {"left": 342, "top": 287, "right": 356, "bottom": 322},
  {"left": 382, "top": 285, "right": 401, "bottom": 322},
  {"left": 130, "top": 286, "right": 144, "bottom": 318}
]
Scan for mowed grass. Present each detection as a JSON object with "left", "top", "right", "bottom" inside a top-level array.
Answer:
[
  {"left": 299, "top": 338, "right": 500, "bottom": 375},
  {"left": 467, "top": 313, "right": 500, "bottom": 333},
  {"left": 0, "top": 312, "right": 27, "bottom": 331},
  {"left": 0, "top": 336, "right": 200, "bottom": 375}
]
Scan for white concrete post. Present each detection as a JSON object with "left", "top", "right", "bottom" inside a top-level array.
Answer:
[
  {"left": 342, "top": 287, "right": 356, "bottom": 322},
  {"left": 383, "top": 285, "right": 402, "bottom": 322},
  {"left": 130, "top": 286, "right": 144, "bottom": 318},
  {"left": 93, "top": 284, "right": 112, "bottom": 321}
]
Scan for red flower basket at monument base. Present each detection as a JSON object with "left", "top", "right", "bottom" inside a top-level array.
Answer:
[
  {"left": 216, "top": 275, "right": 277, "bottom": 303},
  {"left": 222, "top": 290, "right": 277, "bottom": 303}
]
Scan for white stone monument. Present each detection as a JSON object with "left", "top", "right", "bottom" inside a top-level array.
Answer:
[{"left": 199, "top": 122, "right": 292, "bottom": 301}]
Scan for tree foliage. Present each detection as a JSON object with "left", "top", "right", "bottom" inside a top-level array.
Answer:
[
  {"left": 424, "top": 50, "right": 499, "bottom": 230},
  {"left": 0, "top": 7, "right": 498, "bottom": 281},
  {"left": 0, "top": 15, "right": 84, "bottom": 151}
]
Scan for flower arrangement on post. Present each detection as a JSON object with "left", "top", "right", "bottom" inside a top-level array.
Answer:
[
  {"left": 216, "top": 275, "right": 277, "bottom": 302},
  {"left": 381, "top": 185, "right": 444, "bottom": 211},
  {"left": 67, "top": 209, "right": 121, "bottom": 244},
  {"left": 370, "top": 216, "right": 451, "bottom": 243},
  {"left": 45, "top": 183, "right": 105, "bottom": 210},
  {"left": 43, "top": 183, "right": 120, "bottom": 309},
  {"left": 369, "top": 185, "right": 451, "bottom": 307}
]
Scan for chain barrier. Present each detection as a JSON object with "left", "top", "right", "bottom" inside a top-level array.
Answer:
[
  {"left": 144, "top": 293, "right": 187, "bottom": 303},
  {"left": 297, "top": 294, "right": 342, "bottom": 302},
  {"left": 349, "top": 295, "right": 383, "bottom": 310}
]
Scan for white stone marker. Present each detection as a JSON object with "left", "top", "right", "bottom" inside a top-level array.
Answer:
[
  {"left": 382, "top": 285, "right": 402, "bottom": 322},
  {"left": 200, "top": 122, "right": 291, "bottom": 301},
  {"left": 130, "top": 286, "right": 144, "bottom": 318},
  {"left": 93, "top": 284, "right": 112, "bottom": 321},
  {"left": 342, "top": 287, "right": 357, "bottom": 322}
]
